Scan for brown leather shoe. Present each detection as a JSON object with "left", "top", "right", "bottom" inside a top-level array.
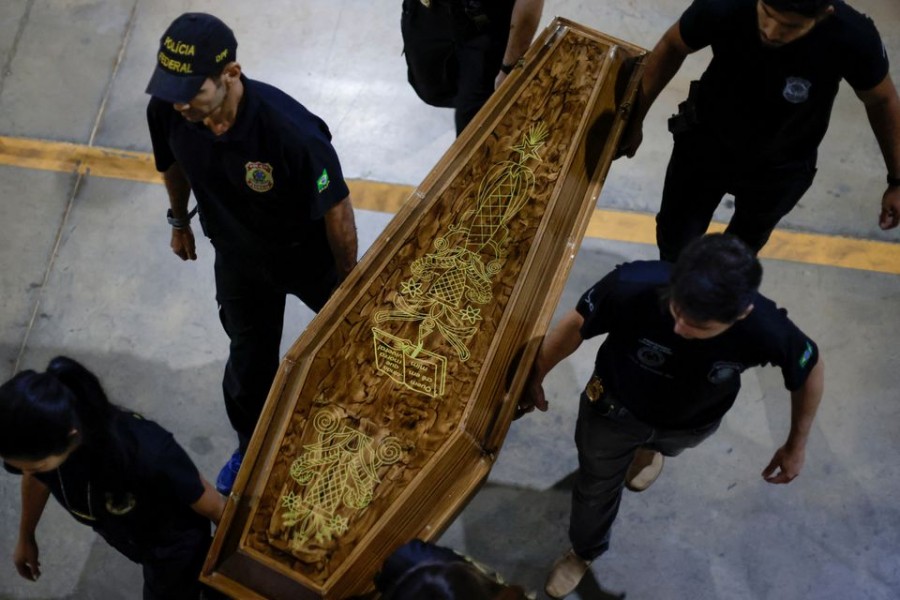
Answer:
[
  {"left": 544, "top": 549, "right": 592, "bottom": 598},
  {"left": 625, "top": 448, "right": 664, "bottom": 492}
]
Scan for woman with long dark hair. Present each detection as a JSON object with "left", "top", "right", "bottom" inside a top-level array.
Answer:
[{"left": 0, "top": 356, "right": 225, "bottom": 599}]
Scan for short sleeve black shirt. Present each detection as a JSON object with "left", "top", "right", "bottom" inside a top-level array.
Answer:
[
  {"left": 576, "top": 261, "right": 819, "bottom": 429},
  {"left": 679, "top": 0, "right": 888, "bottom": 163},
  {"left": 11, "top": 414, "right": 208, "bottom": 561},
  {"left": 147, "top": 76, "right": 350, "bottom": 264}
]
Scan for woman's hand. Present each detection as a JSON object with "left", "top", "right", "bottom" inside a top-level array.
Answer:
[{"left": 14, "top": 534, "right": 40, "bottom": 581}]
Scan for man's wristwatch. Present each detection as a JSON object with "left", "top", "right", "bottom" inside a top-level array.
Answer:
[
  {"left": 888, "top": 174, "right": 900, "bottom": 187},
  {"left": 500, "top": 58, "right": 525, "bottom": 75},
  {"left": 167, "top": 207, "right": 198, "bottom": 229}
]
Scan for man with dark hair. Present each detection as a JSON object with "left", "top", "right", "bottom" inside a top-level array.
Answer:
[
  {"left": 518, "top": 234, "right": 824, "bottom": 598},
  {"left": 145, "top": 13, "right": 358, "bottom": 495},
  {"left": 401, "top": 0, "right": 544, "bottom": 135},
  {"left": 667, "top": 233, "right": 763, "bottom": 323},
  {"left": 617, "top": 0, "right": 900, "bottom": 260},
  {"left": 375, "top": 539, "right": 529, "bottom": 599}
]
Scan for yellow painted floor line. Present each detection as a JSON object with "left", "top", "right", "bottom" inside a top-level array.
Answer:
[
  {"left": 2, "top": 134, "right": 899, "bottom": 275},
  {"left": 0, "top": 135, "right": 161, "bottom": 184}
]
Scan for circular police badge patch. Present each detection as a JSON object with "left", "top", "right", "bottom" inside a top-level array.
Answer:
[
  {"left": 245, "top": 161, "right": 274, "bottom": 192},
  {"left": 637, "top": 346, "right": 666, "bottom": 368},
  {"left": 707, "top": 361, "right": 744, "bottom": 384},
  {"left": 783, "top": 77, "right": 811, "bottom": 104}
]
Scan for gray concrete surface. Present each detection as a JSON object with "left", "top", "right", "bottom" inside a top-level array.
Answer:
[{"left": 0, "top": 1, "right": 898, "bottom": 599}]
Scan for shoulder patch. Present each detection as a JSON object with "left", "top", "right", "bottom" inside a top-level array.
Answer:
[
  {"left": 799, "top": 340, "right": 814, "bottom": 368},
  {"left": 317, "top": 168, "right": 330, "bottom": 193}
]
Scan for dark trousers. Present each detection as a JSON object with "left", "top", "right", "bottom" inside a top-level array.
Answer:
[
  {"left": 401, "top": 0, "right": 509, "bottom": 135},
  {"left": 101, "top": 521, "right": 222, "bottom": 600},
  {"left": 656, "top": 127, "right": 817, "bottom": 262},
  {"left": 141, "top": 525, "right": 212, "bottom": 600},
  {"left": 570, "top": 392, "right": 720, "bottom": 560},
  {"left": 214, "top": 250, "right": 336, "bottom": 452}
]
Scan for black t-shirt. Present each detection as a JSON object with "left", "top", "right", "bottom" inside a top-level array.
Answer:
[
  {"left": 7, "top": 413, "right": 207, "bottom": 561},
  {"left": 679, "top": 0, "right": 888, "bottom": 163},
  {"left": 577, "top": 261, "right": 819, "bottom": 429},
  {"left": 147, "top": 76, "right": 350, "bottom": 265}
]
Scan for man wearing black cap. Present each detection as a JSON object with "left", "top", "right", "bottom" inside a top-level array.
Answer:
[
  {"left": 616, "top": 0, "right": 900, "bottom": 261},
  {"left": 517, "top": 234, "right": 825, "bottom": 598},
  {"left": 145, "top": 13, "right": 358, "bottom": 495}
]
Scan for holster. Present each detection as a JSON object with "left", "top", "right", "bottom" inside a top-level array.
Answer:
[{"left": 667, "top": 80, "right": 701, "bottom": 135}]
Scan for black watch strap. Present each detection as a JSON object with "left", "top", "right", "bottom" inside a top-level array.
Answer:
[
  {"left": 500, "top": 58, "right": 524, "bottom": 75},
  {"left": 888, "top": 174, "right": 900, "bottom": 187}
]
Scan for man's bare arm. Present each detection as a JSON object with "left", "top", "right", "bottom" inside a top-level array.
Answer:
[
  {"left": 324, "top": 195, "right": 358, "bottom": 282},
  {"left": 857, "top": 74, "right": 900, "bottom": 230},
  {"left": 163, "top": 162, "right": 197, "bottom": 260},
  {"left": 617, "top": 22, "right": 696, "bottom": 159},
  {"left": 762, "top": 359, "right": 825, "bottom": 484},
  {"left": 495, "top": 0, "right": 544, "bottom": 87}
]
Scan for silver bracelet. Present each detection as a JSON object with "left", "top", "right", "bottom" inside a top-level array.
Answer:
[{"left": 166, "top": 206, "right": 198, "bottom": 229}]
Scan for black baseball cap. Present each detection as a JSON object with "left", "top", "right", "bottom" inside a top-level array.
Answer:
[
  {"left": 762, "top": 0, "right": 833, "bottom": 17},
  {"left": 145, "top": 13, "right": 238, "bottom": 104}
]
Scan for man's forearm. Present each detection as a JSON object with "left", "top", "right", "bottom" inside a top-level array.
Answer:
[
  {"left": 533, "top": 309, "right": 585, "bottom": 382},
  {"left": 785, "top": 359, "right": 824, "bottom": 452},
  {"left": 633, "top": 22, "right": 692, "bottom": 124},
  {"left": 503, "top": 0, "right": 544, "bottom": 66},
  {"left": 863, "top": 76, "right": 900, "bottom": 179},
  {"left": 324, "top": 196, "right": 358, "bottom": 281},
  {"left": 162, "top": 162, "right": 192, "bottom": 218}
]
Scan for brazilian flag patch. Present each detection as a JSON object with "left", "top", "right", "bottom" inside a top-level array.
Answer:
[
  {"left": 316, "top": 168, "right": 330, "bottom": 193},
  {"left": 799, "top": 341, "right": 813, "bottom": 368}
]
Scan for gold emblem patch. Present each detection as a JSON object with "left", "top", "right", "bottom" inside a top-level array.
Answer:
[{"left": 245, "top": 162, "right": 274, "bottom": 192}]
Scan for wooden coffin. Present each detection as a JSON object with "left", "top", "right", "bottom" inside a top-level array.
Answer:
[{"left": 201, "top": 18, "right": 646, "bottom": 600}]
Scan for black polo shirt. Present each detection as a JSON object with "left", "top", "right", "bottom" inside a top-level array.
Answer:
[
  {"left": 147, "top": 76, "right": 350, "bottom": 265},
  {"left": 679, "top": 0, "right": 888, "bottom": 164},
  {"left": 576, "top": 261, "right": 819, "bottom": 429},
  {"left": 5, "top": 413, "right": 208, "bottom": 562}
]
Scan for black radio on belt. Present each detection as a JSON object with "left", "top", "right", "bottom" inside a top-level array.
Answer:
[{"left": 668, "top": 80, "right": 701, "bottom": 135}]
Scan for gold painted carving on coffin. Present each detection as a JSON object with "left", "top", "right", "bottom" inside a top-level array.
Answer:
[
  {"left": 278, "top": 409, "right": 402, "bottom": 550},
  {"left": 372, "top": 123, "right": 549, "bottom": 397}
]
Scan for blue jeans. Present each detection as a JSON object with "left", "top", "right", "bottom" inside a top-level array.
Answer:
[{"left": 570, "top": 391, "right": 720, "bottom": 560}]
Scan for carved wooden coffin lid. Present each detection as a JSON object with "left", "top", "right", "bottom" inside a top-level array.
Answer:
[{"left": 202, "top": 18, "right": 645, "bottom": 600}]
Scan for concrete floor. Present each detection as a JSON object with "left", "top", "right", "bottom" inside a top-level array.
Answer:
[{"left": 0, "top": 0, "right": 898, "bottom": 599}]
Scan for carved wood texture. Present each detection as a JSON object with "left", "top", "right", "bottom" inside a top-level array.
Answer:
[{"left": 203, "top": 20, "right": 645, "bottom": 600}]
